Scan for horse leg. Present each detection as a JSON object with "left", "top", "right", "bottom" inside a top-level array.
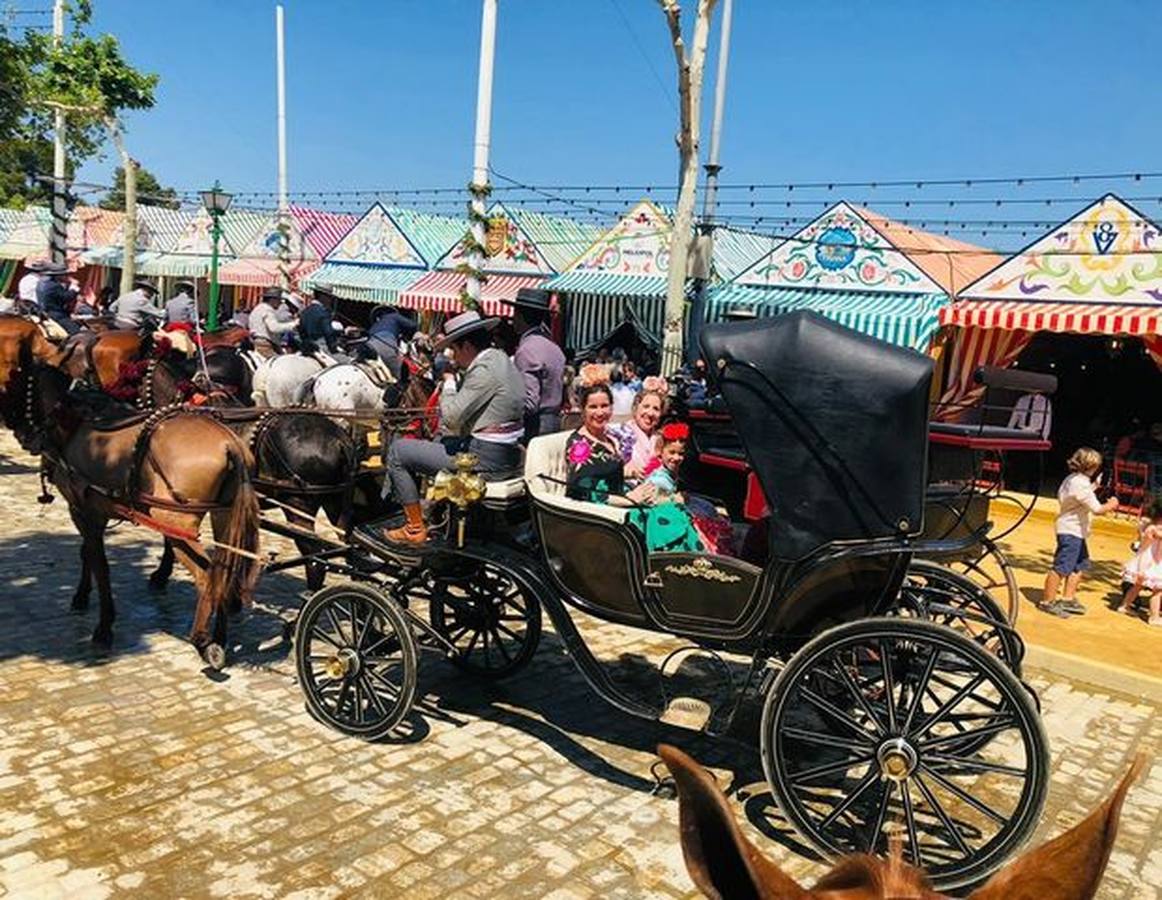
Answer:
[
  {"left": 149, "top": 537, "right": 175, "bottom": 591},
  {"left": 286, "top": 502, "right": 326, "bottom": 591},
  {"left": 88, "top": 520, "right": 116, "bottom": 647},
  {"left": 67, "top": 506, "right": 92, "bottom": 612}
]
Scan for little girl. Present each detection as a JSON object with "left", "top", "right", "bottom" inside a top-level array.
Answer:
[
  {"left": 643, "top": 423, "right": 734, "bottom": 555},
  {"left": 1118, "top": 495, "right": 1162, "bottom": 626}
]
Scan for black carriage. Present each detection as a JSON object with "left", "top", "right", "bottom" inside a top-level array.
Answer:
[{"left": 292, "top": 312, "right": 1048, "bottom": 890}]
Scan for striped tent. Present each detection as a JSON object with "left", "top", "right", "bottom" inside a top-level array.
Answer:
[
  {"left": 937, "top": 194, "right": 1162, "bottom": 405},
  {"left": 80, "top": 206, "right": 191, "bottom": 267},
  {"left": 290, "top": 206, "right": 359, "bottom": 259},
  {"left": 0, "top": 207, "right": 51, "bottom": 260},
  {"left": 397, "top": 271, "right": 546, "bottom": 317},
  {"left": 714, "top": 202, "right": 1003, "bottom": 354},
  {"left": 136, "top": 208, "right": 266, "bottom": 278},
  {"left": 217, "top": 210, "right": 319, "bottom": 287},
  {"left": 707, "top": 284, "right": 947, "bottom": 351},
  {"left": 300, "top": 263, "right": 427, "bottom": 304}
]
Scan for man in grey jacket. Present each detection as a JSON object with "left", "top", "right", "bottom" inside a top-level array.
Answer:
[
  {"left": 383, "top": 310, "right": 524, "bottom": 543},
  {"left": 109, "top": 278, "right": 164, "bottom": 330},
  {"left": 165, "top": 281, "right": 198, "bottom": 325}
]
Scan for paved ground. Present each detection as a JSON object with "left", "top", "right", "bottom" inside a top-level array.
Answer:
[{"left": 0, "top": 430, "right": 1159, "bottom": 899}]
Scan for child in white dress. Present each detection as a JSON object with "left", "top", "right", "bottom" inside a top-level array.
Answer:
[{"left": 1118, "top": 495, "right": 1162, "bottom": 626}]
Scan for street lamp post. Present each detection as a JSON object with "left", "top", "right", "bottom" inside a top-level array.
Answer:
[{"left": 200, "top": 181, "right": 233, "bottom": 331}]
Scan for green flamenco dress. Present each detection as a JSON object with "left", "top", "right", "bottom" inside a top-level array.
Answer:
[{"left": 564, "top": 430, "right": 703, "bottom": 553}]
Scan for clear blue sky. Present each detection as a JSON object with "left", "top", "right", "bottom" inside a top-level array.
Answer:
[{"left": 68, "top": 0, "right": 1162, "bottom": 245}]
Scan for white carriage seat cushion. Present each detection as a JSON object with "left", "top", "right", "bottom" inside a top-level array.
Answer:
[
  {"left": 482, "top": 475, "right": 526, "bottom": 501},
  {"left": 524, "top": 432, "right": 628, "bottom": 524}
]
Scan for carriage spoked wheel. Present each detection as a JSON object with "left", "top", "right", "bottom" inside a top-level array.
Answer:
[
  {"left": 898, "top": 561, "right": 1023, "bottom": 674},
  {"left": 932, "top": 537, "right": 1020, "bottom": 625},
  {"left": 761, "top": 618, "right": 1048, "bottom": 891},
  {"left": 294, "top": 583, "right": 418, "bottom": 741},
  {"left": 417, "top": 561, "right": 542, "bottom": 679}
]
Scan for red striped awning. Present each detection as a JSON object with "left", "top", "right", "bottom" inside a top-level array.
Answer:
[
  {"left": 216, "top": 257, "right": 319, "bottom": 287},
  {"left": 397, "top": 271, "right": 545, "bottom": 316},
  {"left": 940, "top": 301, "right": 1162, "bottom": 335}
]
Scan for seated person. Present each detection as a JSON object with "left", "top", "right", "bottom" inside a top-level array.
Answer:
[
  {"left": 564, "top": 379, "right": 701, "bottom": 553},
  {"left": 382, "top": 310, "right": 524, "bottom": 543},
  {"left": 642, "top": 422, "right": 735, "bottom": 556}
]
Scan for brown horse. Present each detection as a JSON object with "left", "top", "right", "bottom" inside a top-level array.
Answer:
[
  {"left": 660, "top": 744, "right": 1143, "bottom": 900},
  {"left": 199, "top": 324, "right": 253, "bottom": 352},
  {"left": 0, "top": 315, "right": 61, "bottom": 391},
  {"left": 0, "top": 362, "right": 261, "bottom": 667}
]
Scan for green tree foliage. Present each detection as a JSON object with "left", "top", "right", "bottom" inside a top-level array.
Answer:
[
  {"left": 0, "top": 3, "right": 157, "bottom": 207},
  {"left": 100, "top": 165, "right": 178, "bottom": 210}
]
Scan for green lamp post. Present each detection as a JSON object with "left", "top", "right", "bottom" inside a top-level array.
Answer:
[{"left": 200, "top": 181, "right": 233, "bottom": 331}]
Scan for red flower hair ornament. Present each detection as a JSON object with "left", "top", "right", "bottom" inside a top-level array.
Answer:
[{"left": 660, "top": 422, "right": 690, "bottom": 442}]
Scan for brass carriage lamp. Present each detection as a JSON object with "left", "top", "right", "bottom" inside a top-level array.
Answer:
[
  {"left": 200, "top": 182, "right": 233, "bottom": 332},
  {"left": 428, "top": 453, "right": 487, "bottom": 546}
]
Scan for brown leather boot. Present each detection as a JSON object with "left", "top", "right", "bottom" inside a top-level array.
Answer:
[{"left": 384, "top": 502, "right": 428, "bottom": 544}]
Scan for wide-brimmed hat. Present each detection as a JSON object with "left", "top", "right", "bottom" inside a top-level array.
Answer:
[
  {"left": 434, "top": 310, "right": 499, "bottom": 351},
  {"left": 174, "top": 279, "right": 196, "bottom": 292},
  {"left": 512, "top": 287, "right": 552, "bottom": 312},
  {"left": 261, "top": 286, "right": 283, "bottom": 302},
  {"left": 723, "top": 307, "right": 758, "bottom": 321},
  {"left": 39, "top": 262, "right": 68, "bottom": 277},
  {"left": 25, "top": 260, "right": 49, "bottom": 273},
  {"left": 134, "top": 276, "right": 158, "bottom": 293}
]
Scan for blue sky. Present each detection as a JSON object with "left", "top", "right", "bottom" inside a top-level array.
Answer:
[{"left": 65, "top": 0, "right": 1162, "bottom": 245}]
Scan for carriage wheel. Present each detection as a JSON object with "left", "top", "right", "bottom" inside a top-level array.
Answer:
[
  {"left": 294, "top": 582, "right": 418, "bottom": 741},
  {"left": 761, "top": 618, "right": 1048, "bottom": 891},
  {"left": 942, "top": 538, "right": 1020, "bottom": 625},
  {"left": 421, "top": 561, "right": 542, "bottom": 679},
  {"left": 900, "top": 560, "right": 1023, "bottom": 674}
]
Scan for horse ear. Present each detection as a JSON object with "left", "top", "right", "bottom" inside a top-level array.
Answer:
[
  {"left": 658, "top": 744, "right": 810, "bottom": 900},
  {"left": 968, "top": 755, "right": 1144, "bottom": 900}
]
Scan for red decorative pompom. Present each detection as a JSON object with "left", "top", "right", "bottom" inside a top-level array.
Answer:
[{"left": 660, "top": 422, "right": 689, "bottom": 442}]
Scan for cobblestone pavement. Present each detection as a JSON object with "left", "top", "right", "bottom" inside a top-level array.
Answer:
[{"left": 0, "top": 431, "right": 1159, "bottom": 899}]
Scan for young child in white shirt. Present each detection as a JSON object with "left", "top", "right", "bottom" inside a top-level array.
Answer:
[{"left": 1041, "top": 447, "right": 1119, "bottom": 618}]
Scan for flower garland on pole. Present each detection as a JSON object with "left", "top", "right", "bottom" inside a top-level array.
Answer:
[{"left": 462, "top": 179, "right": 492, "bottom": 310}]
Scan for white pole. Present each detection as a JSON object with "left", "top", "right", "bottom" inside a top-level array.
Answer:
[
  {"left": 276, "top": 4, "right": 290, "bottom": 292},
  {"left": 701, "top": 0, "right": 733, "bottom": 223},
  {"left": 51, "top": 0, "right": 67, "bottom": 266},
  {"left": 466, "top": 0, "right": 498, "bottom": 310}
]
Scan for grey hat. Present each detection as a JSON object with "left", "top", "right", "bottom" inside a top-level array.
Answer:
[
  {"left": 39, "top": 262, "right": 69, "bottom": 277},
  {"left": 433, "top": 310, "right": 499, "bottom": 351},
  {"left": 512, "top": 287, "right": 552, "bottom": 312},
  {"left": 134, "top": 276, "right": 158, "bottom": 293}
]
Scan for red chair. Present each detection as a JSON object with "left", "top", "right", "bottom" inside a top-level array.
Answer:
[{"left": 1112, "top": 458, "right": 1150, "bottom": 518}]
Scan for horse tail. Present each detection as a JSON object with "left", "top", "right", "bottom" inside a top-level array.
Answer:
[{"left": 207, "top": 441, "right": 261, "bottom": 613}]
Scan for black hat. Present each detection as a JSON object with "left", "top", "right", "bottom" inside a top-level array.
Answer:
[
  {"left": 174, "top": 279, "right": 195, "bottom": 292},
  {"left": 39, "top": 262, "right": 69, "bottom": 277},
  {"left": 512, "top": 287, "right": 552, "bottom": 312},
  {"left": 26, "top": 260, "right": 49, "bottom": 273},
  {"left": 262, "top": 286, "right": 283, "bottom": 302},
  {"left": 433, "top": 310, "right": 500, "bottom": 351}
]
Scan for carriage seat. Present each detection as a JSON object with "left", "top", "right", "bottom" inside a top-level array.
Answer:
[
  {"left": 481, "top": 465, "right": 527, "bottom": 504},
  {"left": 524, "top": 432, "right": 628, "bottom": 524}
]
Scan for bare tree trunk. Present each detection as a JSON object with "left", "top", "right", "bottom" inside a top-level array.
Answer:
[
  {"left": 659, "top": 0, "right": 718, "bottom": 375},
  {"left": 106, "top": 117, "right": 137, "bottom": 295}
]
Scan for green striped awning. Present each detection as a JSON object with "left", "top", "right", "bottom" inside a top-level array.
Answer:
[
  {"left": 300, "top": 263, "right": 427, "bottom": 304},
  {"left": 136, "top": 251, "right": 214, "bottom": 278},
  {"left": 543, "top": 269, "right": 667, "bottom": 298},
  {"left": 706, "top": 284, "right": 948, "bottom": 351}
]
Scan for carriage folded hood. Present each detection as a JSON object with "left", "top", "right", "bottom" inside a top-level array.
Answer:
[{"left": 699, "top": 311, "right": 932, "bottom": 561}]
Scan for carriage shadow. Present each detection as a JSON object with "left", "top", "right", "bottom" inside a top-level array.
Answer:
[
  {"left": 0, "top": 527, "right": 306, "bottom": 671},
  {"left": 401, "top": 623, "right": 820, "bottom": 859}
]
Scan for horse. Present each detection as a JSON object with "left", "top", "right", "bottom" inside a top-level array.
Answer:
[
  {"left": 251, "top": 352, "right": 325, "bottom": 407},
  {"left": 0, "top": 362, "right": 261, "bottom": 668},
  {"left": 659, "top": 743, "right": 1144, "bottom": 900},
  {"left": 0, "top": 315, "right": 61, "bottom": 391},
  {"left": 141, "top": 346, "right": 256, "bottom": 408}
]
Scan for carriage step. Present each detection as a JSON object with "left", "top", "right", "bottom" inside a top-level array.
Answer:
[{"left": 660, "top": 697, "right": 712, "bottom": 731}]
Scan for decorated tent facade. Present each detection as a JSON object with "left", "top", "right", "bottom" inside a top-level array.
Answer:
[
  {"left": 708, "top": 202, "right": 1000, "bottom": 352},
  {"left": 397, "top": 204, "right": 597, "bottom": 316},
  {"left": 216, "top": 210, "right": 319, "bottom": 288},
  {"left": 939, "top": 194, "right": 1162, "bottom": 404},
  {"left": 0, "top": 206, "right": 51, "bottom": 262},
  {"left": 79, "top": 206, "right": 191, "bottom": 269},
  {"left": 299, "top": 203, "right": 462, "bottom": 305}
]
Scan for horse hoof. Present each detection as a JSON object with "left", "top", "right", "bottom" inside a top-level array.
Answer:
[
  {"left": 201, "top": 643, "right": 226, "bottom": 670},
  {"left": 147, "top": 575, "right": 168, "bottom": 593},
  {"left": 70, "top": 599, "right": 89, "bottom": 614},
  {"left": 91, "top": 628, "right": 113, "bottom": 648},
  {"left": 281, "top": 619, "right": 295, "bottom": 643}
]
